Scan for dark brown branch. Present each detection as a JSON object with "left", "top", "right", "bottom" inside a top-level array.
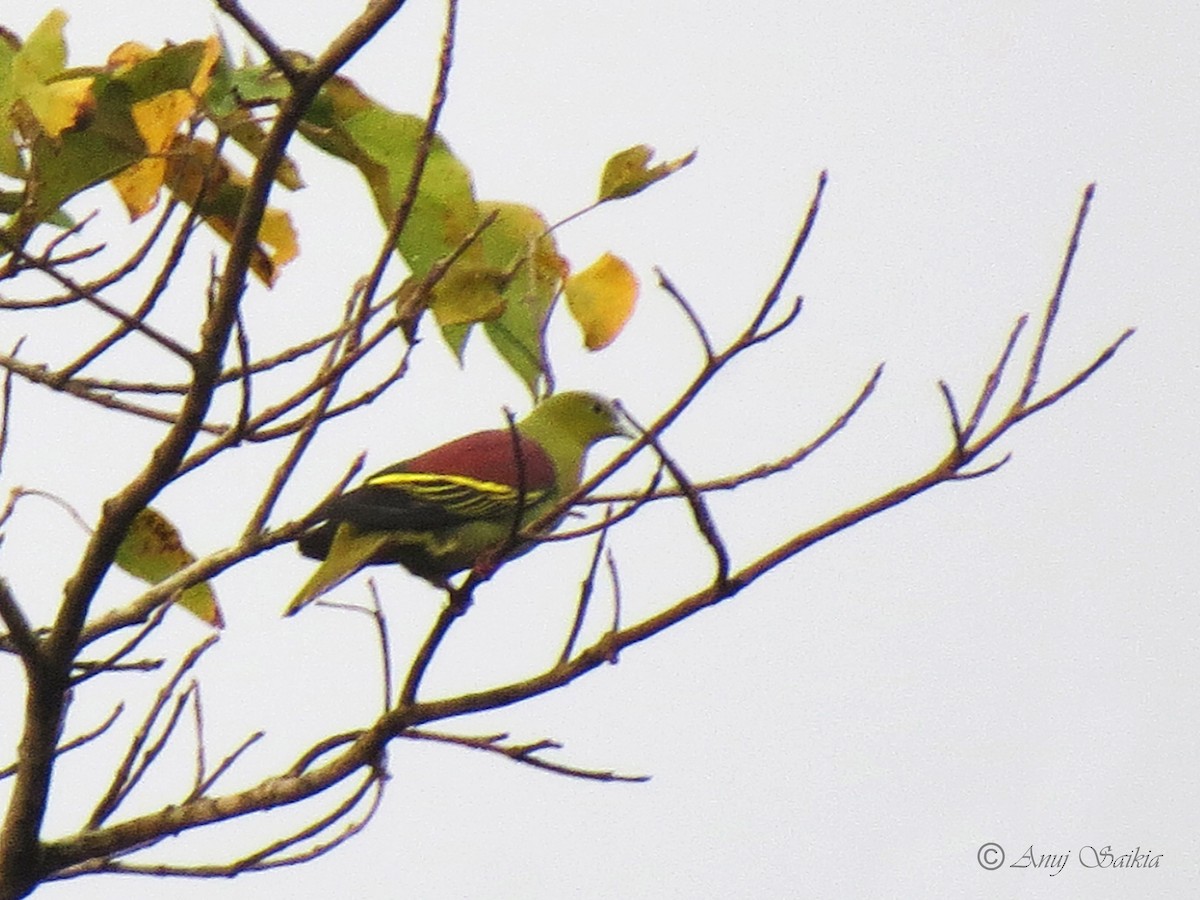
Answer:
[
  {"left": 605, "top": 551, "right": 623, "bottom": 657},
  {"left": 0, "top": 580, "right": 43, "bottom": 676},
  {"left": 937, "top": 380, "right": 965, "bottom": 452},
  {"left": 623, "top": 406, "right": 729, "bottom": 586},
  {"left": 399, "top": 590, "right": 468, "bottom": 708},
  {"left": 213, "top": 0, "right": 300, "bottom": 82},
  {"left": 0, "top": 350, "right": 216, "bottom": 432},
  {"left": 56, "top": 191, "right": 200, "bottom": 382}
]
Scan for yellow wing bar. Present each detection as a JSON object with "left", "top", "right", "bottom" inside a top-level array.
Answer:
[{"left": 366, "top": 472, "right": 550, "bottom": 520}]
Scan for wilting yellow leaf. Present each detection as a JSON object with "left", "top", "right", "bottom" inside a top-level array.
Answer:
[
  {"left": 115, "top": 507, "right": 223, "bottom": 628},
  {"left": 164, "top": 135, "right": 298, "bottom": 285},
  {"left": 258, "top": 205, "right": 300, "bottom": 272},
  {"left": 106, "top": 40, "right": 155, "bottom": 71},
  {"left": 598, "top": 144, "right": 697, "bottom": 202},
  {"left": 564, "top": 252, "right": 639, "bottom": 350},
  {"left": 112, "top": 37, "right": 221, "bottom": 219},
  {"left": 21, "top": 76, "right": 93, "bottom": 138},
  {"left": 110, "top": 156, "right": 166, "bottom": 219}
]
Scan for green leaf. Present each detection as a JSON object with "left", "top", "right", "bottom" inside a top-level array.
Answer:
[
  {"left": 0, "top": 30, "right": 24, "bottom": 177},
  {"left": 115, "top": 507, "right": 223, "bottom": 628},
  {"left": 598, "top": 144, "right": 696, "bottom": 202},
  {"left": 298, "top": 75, "right": 478, "bottom": 278},
  {"left": 15, "top": 72, "right": 146, "bottom": 234},
  {"left": 475, "top": 202, "right": 566, "bottom": 395}
]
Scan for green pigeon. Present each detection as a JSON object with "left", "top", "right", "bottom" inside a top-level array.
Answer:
[{"left": 286, "top": 391, "right": 627, "bottom": 615}]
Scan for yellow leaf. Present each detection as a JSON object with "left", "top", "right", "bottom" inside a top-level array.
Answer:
[
  {"left": 599, "top": 144, "right": 697, "bottom": 202},
  {"left": 258, "top": 205, "right": 300, "bottom": 272},
  {"left": 21, "top": 76, "right": 93, "bottom": 138},
  {"left": 110, "top": 156, "right": 166, "bottom": 219},
  {"left": 106, "top": 40, "right": 155, "bottom": 71},
  {"left": 564, "top": 252, "right": 639, "bottom": 350},
  {"left": 111, "top": 37, "right": 221, "bottom": 219},
  {"left": 163, "top": 135, "right": 298, "bottom": 285},
  {"left": 115, "top": 508, "right": 223, "bottom": 628}
]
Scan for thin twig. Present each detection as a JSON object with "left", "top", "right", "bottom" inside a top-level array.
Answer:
[
  {"left": 605, "top": 550, "right": 622, "bottom": 660},
  {"left": 743, "top": 170, "right": 827, "bottom": 340},
  {"left": 620, "top": 405, "right": 729, "bottom": 586},
  {"left": 963, "top": 314, "right": 1028, "bottom": 441},
  {"left": 190, "top": 731, "right": 265, "bottom": 800},
  {"left": 0, "top": 233, "right": 196, "bottom": 363},
  {"left": 0, "top": 705, "right": 124, "bottom": 781},
  {"left": 404, "top": 729, "right": 649, "bottom": 783},
  {"left": 70, "top": 604, "right": 171, "bottom": 685},
  {"left": 360, "top": 0, "right": 459, "bottom": 318},
  {"left": 88, "top": 636, "right": 219, "bottom": 829},
  {"left": 655, "top": 267, "right": 714, "bottom": 359},
  {"left": 559, "top": 508, "right": 612, "bottom": 665},
  {"left": 0, "top": 337, "right": 23, "bottom": 474},
  {"left": 213, "top": 0, "right": 301, "bottom": 82},
  {"left": 1015, "top": 182, "right": 1095, "bottom": 410}
]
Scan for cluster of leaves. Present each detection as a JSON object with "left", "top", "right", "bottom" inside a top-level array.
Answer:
[{"left": 0, "top": 10, "right": 693, "bottom": 392}]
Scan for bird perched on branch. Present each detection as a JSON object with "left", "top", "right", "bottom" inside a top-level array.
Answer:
[{"left": 286, "top": 391, "right": 627, "bottom": 615}]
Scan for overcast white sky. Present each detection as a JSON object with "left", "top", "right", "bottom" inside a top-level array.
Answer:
[{"left": 2, "top": 1, "right": 1198, "bottom": 898}]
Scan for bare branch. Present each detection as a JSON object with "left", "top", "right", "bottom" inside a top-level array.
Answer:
[
  {"left": 605, "top": 551, "right": 623, "bottom": 661},
  {"left": 0, "top": 579, "right": 43, "bottom": 675},
  {"left": 1019, "top": 327, "right": 1135, "bottom": 418},
  {"left": 1015, "top": 182, "right": 1096, "bottom": 410},
  {"left": 587, "top": 363, "right": 883, "bottom": 505},
  {"left": 559, "top": 507, "right": 613, "bottom": 665},
  {"left": 937, "top": 380, "right": 965, "bottom": 453},
  {"left": 404, "top": 729, "right": 649, "bottom": 783},
  {"left": 213, "top": 0, "right": 300, "bottom": 82},
  {"left": 622, "top": 405, "right": 729, "bottom": 586},
  {"left": 963, "top": 314, "right": 1028, "bottom": 442},
  {"left": 191, "top": 731, "right": 265, "bottom": 799},
  {"left": 655, "top": 267, "right": 715, "bottom": 360},
  {"left": 743, "top": 170, "right": 827, "bottom": 340},
  {"left": 0, "top": 705, "right": 124, "bottom": 782},
  {"left": 0, "top": 233, "right": 196, "bottom": 364},
  {"left": 0, "top": 337, "right": 21, "bottom": 475},
  {"left": 88, "top": 637, "right": 219, "bottom": 829},
  {"left": 71, "top": 605, "right": 171, "bottom": 686}
]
